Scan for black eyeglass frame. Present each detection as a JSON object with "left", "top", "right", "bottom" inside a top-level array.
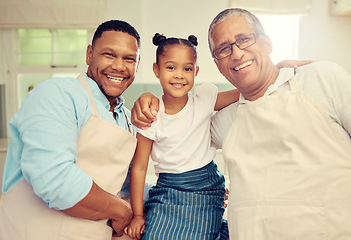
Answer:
[{"left": 212, "top": 33, "right": 259, "bottom": 60}]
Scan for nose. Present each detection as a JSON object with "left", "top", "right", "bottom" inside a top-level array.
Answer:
[
  {"left": 111, "top": 58, "right": 126, "bottom": 71},
  {"left": 175, "top": 69, "right": 184, "bottom": 79},
  {"left": 230, "top": 44, "right": 245, "bottom": 60}
]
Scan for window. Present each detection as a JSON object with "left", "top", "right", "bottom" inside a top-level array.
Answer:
[
  {"left": 16, "top": 28, "right": 93, "bottom": 106},
  {"left": 256, "top": 14, "right": 299, "bottom": 64}
]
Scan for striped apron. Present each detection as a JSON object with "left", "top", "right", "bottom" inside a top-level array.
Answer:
[{"left": 142, "top": 160, "right": 228, "bottom": 240}]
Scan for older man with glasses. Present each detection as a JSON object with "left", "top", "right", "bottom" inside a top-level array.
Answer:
[
  {"left": 130, "top": 7, "right": 351, "bottom": 240},
  {"left": 209, "top": 8, "right": 351, "bottom": 240}
]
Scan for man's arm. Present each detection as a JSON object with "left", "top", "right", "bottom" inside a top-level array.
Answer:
[{"left": 62, "top": 182, "right": 132, "bottom": 236}]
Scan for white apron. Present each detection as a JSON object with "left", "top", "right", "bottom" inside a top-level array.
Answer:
[
  {"left": 222, "top": 77, "right": 351, "bottom": 240},
  {"left": 0, "top": 73, "right": 137, "bottom": 240}
]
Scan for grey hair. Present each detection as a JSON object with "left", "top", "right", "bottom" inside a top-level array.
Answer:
[{"left": 208, "top": 8, "right": 266, "bottom": 53}]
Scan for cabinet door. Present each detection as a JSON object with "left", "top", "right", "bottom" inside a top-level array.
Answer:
[{"left": 331, "top": 0, "right": 351, "bottom": 16}]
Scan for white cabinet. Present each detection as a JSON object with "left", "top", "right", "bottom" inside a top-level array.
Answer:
[{"left": 331, "top": 0, "right": 351, "bottom": 16}]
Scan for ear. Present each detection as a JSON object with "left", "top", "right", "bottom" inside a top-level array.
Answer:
[
  {"left": 153, "top": 62, "right": 160, "bottom": 78},
  {"left": 135, "top": 55, "right": 141, "bottom": 72},
  {"left": 195, "top": 66, "right": 200, "bottom": 77},
  {"left": 262, "top": 35, "right": 273, "bottom": 54},
  {"left": 86, "top": 44, "right": 93, "bottom": 65}
]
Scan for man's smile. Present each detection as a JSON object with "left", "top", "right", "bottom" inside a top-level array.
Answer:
[{"left": 233, "top": 60, "right": 253, "bottom": 71}]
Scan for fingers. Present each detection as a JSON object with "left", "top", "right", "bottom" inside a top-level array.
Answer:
[
  {"left": 131, "top": 93, "right": 159, "bottom": 129},
  {"left": 223, "top": 188, "right": 229, "bottom": 208},
  {"left": 149, "top": 97, "right": 160, "bottom": 118},
  {"left": 111, "top": 199, "right": 133, "bottom": 236},
  {"left": 131, "top": 100, "right": 153, "bottom": 129},
  {"left": 124, "top": 224, "right": 144, "bottom": 239},
  {"left": 224, "top": 188, "right": 229, "bottom": 200}
]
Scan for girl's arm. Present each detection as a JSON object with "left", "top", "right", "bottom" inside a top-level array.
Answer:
[
  {"left": 276, "top": 59, "right": 315, "bottom": 69},
  {"left": 125, "top": 133, "right": 153, "bottom": 239},
  {"left": 214, "top": 89, "right": 240, "bottom": 111}
]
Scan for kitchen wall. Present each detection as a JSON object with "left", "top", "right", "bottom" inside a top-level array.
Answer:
[{"left": 299, "top": 0, "right": 351, "bottom": 72}]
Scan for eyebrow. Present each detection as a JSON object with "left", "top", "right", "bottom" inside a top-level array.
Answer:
[
  {"left": 101, "top": 47, "right": 138, "bottom": 56},
  {"left": 164, "top": 60, "right": 195, "bottom": 65},
  {"left": 217, "top": 33, "right": 251, "bottom": 48}
]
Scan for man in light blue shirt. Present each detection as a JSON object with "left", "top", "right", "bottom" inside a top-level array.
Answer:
[
  {"left": 2, "top": 72, "right": 136, "bottom": 209},
  {"left": 0, "top": 20, "right": 147, "bottom": 239}
]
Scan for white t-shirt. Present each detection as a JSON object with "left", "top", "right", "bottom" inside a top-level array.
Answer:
[
  {"left": 211, "top": 61, "right": 351, "bottom": 150},
  {"left": 139, "top": 83, "right": 218, "bottom": 175}
]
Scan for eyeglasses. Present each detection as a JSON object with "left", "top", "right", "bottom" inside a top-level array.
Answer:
[{"left": 212, "top": 33, "right": 258, "bottom": 60}]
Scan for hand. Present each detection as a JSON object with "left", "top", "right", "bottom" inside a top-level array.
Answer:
[
  {"left": 223, "top": 188, "right": 229, "bottom": 208},
  {"left": 124, "top": 215, "right": 146, "bottom": 239},
  {"left": 131, "top": 92, "right": 160, "bottom": 129},
  {"left": 110, "top": 199, "right": 133, "bottom": 237},
  {"left": 276, "top": 60, "right": 315, "bottom": 70}
]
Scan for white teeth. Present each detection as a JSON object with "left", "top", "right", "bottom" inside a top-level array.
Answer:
[
  {"left": 234, "top": 60, "right": 253, "bottom": 71},
  {"left": 107, "top": 75, "right": 124, "bottom": 82},
  {"left": 171, "top": 83, "right": 186, "bottom": 88}
]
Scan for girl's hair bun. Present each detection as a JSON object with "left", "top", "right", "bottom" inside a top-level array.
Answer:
[
  {"left": 188, "top": 35, "right": 198, "bottom": 46},
  {"left": 153, "top": 33, "right": 167, "bottom": 46}
]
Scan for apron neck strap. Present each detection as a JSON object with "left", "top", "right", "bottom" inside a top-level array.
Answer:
[
  {"left": 288, "top": 76, "right": 300, "bottom": 93},
  {"left": 76, "top": 73, "right": 98, "bottom": 116}
]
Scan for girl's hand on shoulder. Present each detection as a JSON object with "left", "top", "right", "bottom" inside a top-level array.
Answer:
[
  {"left": 124, "top": 215, "right": 146, "bottom": 239},
  {"left": 131, "top": 92, "right": 159, "bottom": 129},
  {"left": 276, "top": 60, "right": 315, "bottom": 70}
]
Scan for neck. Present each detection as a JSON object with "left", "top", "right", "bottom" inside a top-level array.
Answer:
[
  {"left": 242, "top": 66, "right": 280, "bottom": 101},
  {"left": 162, "top": 94, "right": 188, "bottom": 115},
  {"left": 108, "top": 97, "right": 118, "bottom": 119}
]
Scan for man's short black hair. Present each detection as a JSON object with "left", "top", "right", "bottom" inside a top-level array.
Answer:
[{"left": 92, "top": 20, "right": 140, "bottom": 47}]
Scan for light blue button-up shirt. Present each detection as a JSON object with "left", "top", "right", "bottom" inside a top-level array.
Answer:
[{"left": 2, "top": 72, "right": 136, "bottom": 210}]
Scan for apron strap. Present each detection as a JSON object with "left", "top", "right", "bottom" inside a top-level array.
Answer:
[
  {"left": 76, "top": 73, "right": 98, "bottom": 116},
  {"left": 288, "top": 76, "right": 300, "bottom": 93}
]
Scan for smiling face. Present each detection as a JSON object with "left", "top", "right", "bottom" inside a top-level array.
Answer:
[
  {"left": 153, "top": 44, "right": 199, "bottom": 101},
  {"left": 211, "top": 15, "right": 278, "bottom": 100},
  {"left": 86, "top": 30, "right": 140, "bottom": 106}
]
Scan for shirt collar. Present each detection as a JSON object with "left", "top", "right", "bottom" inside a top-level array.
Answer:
[
  {"left": 83, "top": 72, "right": 125, "bottom": 113},
  {"left": 238, "top": 68, "right": 295, "bottom": 103}
]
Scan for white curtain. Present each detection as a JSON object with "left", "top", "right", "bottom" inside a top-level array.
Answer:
[
  {"left": 230, "top": 0, "right": 311, "bottom": 14},
  {"left": 0, "top": 0, "right": 106, "bottom": 29}
]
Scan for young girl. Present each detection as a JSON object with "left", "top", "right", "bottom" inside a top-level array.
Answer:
[{"left": 124, "top": 33, "right": 239, "bottom": 240}]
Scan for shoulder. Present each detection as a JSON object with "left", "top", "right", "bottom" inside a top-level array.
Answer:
[
  {"left": 210, "top": 102, "right": 239, "bottom": 149},
  {"left": 295, "top": 61, "right": 351, "bottom": 93},
  {"left": 296, "top": 61, "right": 349, "bottom": 81},
  {"left": 212, "top": 102, "right": 238, "bottom": 123},
  {"left": 18, "top": 76, "right": 90, "bottom": 122},
  {"left": 33, "top": 76, "right": 88, "bottom": 101},
  {"left": 193, "top": 83, "right": 218, "bottom": 106},
  {"left": 194, "top": 83, "right": 217, "bottom": 95}
]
